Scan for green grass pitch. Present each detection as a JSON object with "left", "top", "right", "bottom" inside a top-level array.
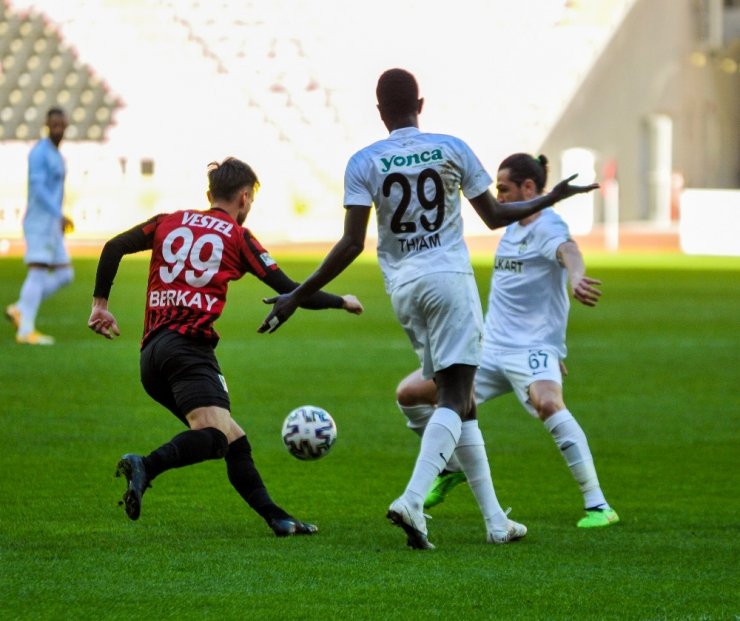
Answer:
[{"left": 1, "top": 252, "right": 738, "bottom": 620}]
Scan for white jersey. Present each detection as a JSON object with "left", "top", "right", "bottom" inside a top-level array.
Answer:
[
  {"left": 24, "top": 137, "right": 66, "bottom": 237},
  {"left": 483, "top": 208, "right": 571, "bottom": 358},
  {"left": 344, "top": 126, "right": 492, "bottom": 293}
]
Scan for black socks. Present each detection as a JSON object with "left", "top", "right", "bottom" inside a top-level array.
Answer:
[
  {"left": 143, "top": 427, "right": 228, "bottom": 481},
  {"left": 225, "top": 435, "right": 290, "bottom": 523},
  {"left": 140, "top": 429, "right": 289, "bottom": 523}
]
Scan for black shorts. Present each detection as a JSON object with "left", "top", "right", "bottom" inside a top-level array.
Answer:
[{"left": 140, "top": 329, "right": 231, "bottom": 425}]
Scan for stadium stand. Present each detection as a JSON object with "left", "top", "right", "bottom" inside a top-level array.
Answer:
[
  {"left": 8, "top": 0, "right": 729, "bottom": 253},
  {"left": 0, "top": 0, "right": 122, "bottom": 141}
]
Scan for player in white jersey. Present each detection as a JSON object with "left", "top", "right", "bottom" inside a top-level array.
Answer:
[
  {"left": 258, "top": 69, "right": 599, "bottom": 548},
  {"left": 5, "top": 107, "right": 75, "bottom": 345},
  {"left": 396, "top": 153, "right": 619, "bottom": 529}
]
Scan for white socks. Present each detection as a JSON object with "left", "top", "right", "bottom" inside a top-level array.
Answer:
[
  {"left": 403, "top": 407, "right": 461, "bottom": 509},
  {"left": 398, "top": 402, "right": 463, "bottom": 472},
  {"left": 397, "top": 403, "right": 433, "bottom": 438},
  {"left": 17, "top": 266, "right": 73, "bottom": 335},
  {"left": 455, "top": 420, "right": 509, "bottom": 531},
  {"left": 42, "top": 266, "right": 74, "bottom": 300},
  {"left": 400, "top": 411, "right": 508, "bottom": 533},
  {"left": 544, "top": 409, "right": 607, "bottom": 509},
  {"left": 17, "top": 268, "right": 46, "bottom": 335}
]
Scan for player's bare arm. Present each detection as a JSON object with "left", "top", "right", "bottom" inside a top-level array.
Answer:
[
  {"left": 259, "top": 206, "right": 370, "bottom": 333},
  {"left": 557, "top": 240, "right": 602, "bottom": 307},
  {"left": 469, "top": 175, "right": 600, "bottom": 230}
]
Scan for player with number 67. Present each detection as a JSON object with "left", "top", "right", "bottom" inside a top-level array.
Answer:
[{"left": 258, "top": 68, "right": 599, "bottom": 549}]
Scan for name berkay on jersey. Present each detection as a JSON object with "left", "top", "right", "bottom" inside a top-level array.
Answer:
[{"left": 148, "top": 289, "right": 219, "bottom": 311}]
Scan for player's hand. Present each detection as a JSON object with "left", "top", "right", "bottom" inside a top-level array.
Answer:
[
  {"left": 549, "top": 174, "right": 600, "bottom": 204},
  {"left": 341, "top": 294, "right": 364, "bottom": 315},
  {"left": 259, "top": 293, "right": 299, "bottom": 334},
  {"left": 88, "top": 308, "right": 121, "bottom": 339},
  {"left": 571, "top": 275, "right": 602, "bottom": 307},
  {"left": 62, "top": 215, "right": 74, "bottom": 234}
]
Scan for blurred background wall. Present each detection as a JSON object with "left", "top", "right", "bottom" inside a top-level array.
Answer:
[{"left": 0, "top": 0, "right": 738, "bottom": 254}]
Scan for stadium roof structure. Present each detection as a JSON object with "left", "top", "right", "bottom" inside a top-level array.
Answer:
[{"left": 0, "top": 0, "right": 123, "bottom": 141}]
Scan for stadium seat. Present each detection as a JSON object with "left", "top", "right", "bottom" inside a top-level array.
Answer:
[{"left": 0, "top": 1, "right": 122, "bottom": 141}]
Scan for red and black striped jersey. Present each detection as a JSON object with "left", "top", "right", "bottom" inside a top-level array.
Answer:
[
  {"left": 95, "top": 208, "right": 279, "bottom": 346},
  {"left": 94, "top": 207, "right": 344, "bottom": 348},
  {"left": 140, "top": 208, "right": 279, "bottom": 345}
]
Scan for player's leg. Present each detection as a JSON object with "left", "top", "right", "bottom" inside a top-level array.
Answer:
[
  {"left": 15, "top": 263, "right": 54, "bottom": 343},
  {"left": 144, "top": 405, "right": 231, "bottom": 479},
  {"left": 528, "top": 379, "right": 619, "bottom": 528},
  {"left": 115, "top": 404, "right": 230, "bottom": 521},
  {"left": 41, "top": 263, "right": 73, "bottom": 301},
  {"left": 387, "top": 276, "right": 466, "bottom": 548},
  {"left": 397, "top": 272, "right": 480, "bottom": 505},
  {"left": 116, "top": 333, "right": 230, "bottom": 520},
  {"left": 424, "top": 360, "right": 515, "bottom": 509},
  {"left": 396, "top": 368, "right": 436, "bottom": 436},
  {"left": 436, "top": 364, "right": 526, "bottom": 543},
  {"left": 15, "top": 233, "right": 71, "bottom": 343},
  {"left": 138, "top": 333, "right": 232, "bottom": 480},
  {"left": 396, "top": 367, "right": 464, "bottom": 469},
  {"left": 42, "top": 237, "right": 74, "bottom": 301},
  {"left": 389, "top": 367, "right": 465, "bottom": 548},
  {"left": 393, "top": 272, "right": 524, "bottom": 544},
  {"left": 223, "top": 419, "right": 317, "bottom": 537},
  {"left": 396, "top": 367, "right": 466, "bottom": 507},
  {"left": 437, "top": 274, "right": 525, "bottom": 543}
]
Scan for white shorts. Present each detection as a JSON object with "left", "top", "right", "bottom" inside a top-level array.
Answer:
[
  {"left": 475, "top": 347, "right": 563, "bottom": 417},
  {"left": 391, "top": 271, "right": 483, "bottom": 380},
  {"left": 24, "top": 229, "right": 70, "bottom": 265}
]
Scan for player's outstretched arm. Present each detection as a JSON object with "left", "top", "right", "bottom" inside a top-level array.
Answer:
[
  {"left": 548, "top": 174, "right": 600, "bottom": 204},
  {"left": 88, "top": 297, "right": 121, "bottom": 339},
  {"left": 469, "top": 175, "right": 600, "bottom": 230},
  {"left": 259, "top": 206, "right": 370, "bottom": 334}
]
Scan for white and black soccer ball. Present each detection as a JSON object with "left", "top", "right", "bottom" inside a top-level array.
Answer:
[{"left": 281, "top": 405, "right": 337, "bottom": 461}]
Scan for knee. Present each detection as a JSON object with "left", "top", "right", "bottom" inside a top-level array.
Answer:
[
  {"left": 204, "top": 427, "right": 229, "bottom": 458},
  {"left": 529, "top": 381, "right": 565, "bottom": 421},
  {"left": 396, "top": 370, "right": 435, "bottom": 407},
  {"left": 396, "top": 381, "right": 417, "bottom": 406},
  {"left": 57, "top": 266, "right": 74, "bottom": 287},
  {"left": 536, "top": 398, "right": 565, "bottom": 421}
]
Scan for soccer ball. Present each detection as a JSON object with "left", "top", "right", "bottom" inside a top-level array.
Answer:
[{"left": 281, "top": 405, "right": 337, "bottom": 461}]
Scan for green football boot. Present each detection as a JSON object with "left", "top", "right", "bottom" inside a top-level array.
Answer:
[
  {"left": 577, "top": 507, "right": 620, "bottom": 528},
  {"left": 424, "top": 470, "right": 467, "bottom": 509}
]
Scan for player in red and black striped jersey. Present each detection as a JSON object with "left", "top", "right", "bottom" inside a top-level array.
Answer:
[{"left": 88, "top": 157, "right": 363, "bottom": 536}]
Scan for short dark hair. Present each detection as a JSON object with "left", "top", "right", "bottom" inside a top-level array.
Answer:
[
  {"left": 207, "top": 157, "right": 259, "bottom": 201},
  {"left": 46, "top": 106, "right": 66, "bottom": 120},
  {"left": 498, "top": 153, "right": 549, "bottom": 193},
  {"left": 376, "top": 68, "right": 419, "bottom": 117}
]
